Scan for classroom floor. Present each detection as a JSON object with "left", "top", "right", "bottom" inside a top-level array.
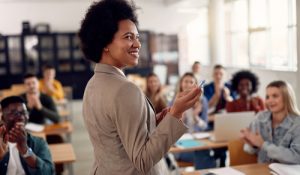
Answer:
[{"left": 66, "top": 100, "right": 93, "bottom": 175}]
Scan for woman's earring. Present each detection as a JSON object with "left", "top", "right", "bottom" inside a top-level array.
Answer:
[{"left": 104, "top": 48, "right": 109, "bottom": 52}]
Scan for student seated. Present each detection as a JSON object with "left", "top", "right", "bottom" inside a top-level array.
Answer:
[
  {"left": 241, "top": 80, "right": 300, "bottom": 164},
  {"left": 22, "top": 73, "right": 63, "bottom": 174},
  {"left": 145, "top": 73, "right": 167, "bottom": 114},
  {"left": 21, "top": 73, "right": 60, "bottom": 125},
  {"left": 226, "top": 70, "right": 265, "bottom": 113},
  {"left": 174, "top": 73, "right": 216, "bottom": 169},
  {"left": 203, "top": 65, "right": 235, "bottom": 167},
  {"left": 0, "top": 96, "right": 54, "bottom": 175},
  {"left": 39, "top": 64, "right": 65, "bottom": 101},
  {"left": 204, "top": 64, "right": 235, "bottom": 114},
  {"left": 192, "top": 61, "right": 202, "bottom": 81}
]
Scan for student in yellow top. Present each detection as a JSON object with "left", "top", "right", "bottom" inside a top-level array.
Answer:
[{"left": 39, "top": 64, "right": 64, "bottom": 101}]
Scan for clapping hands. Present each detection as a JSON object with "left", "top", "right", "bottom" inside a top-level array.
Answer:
[
  {"left": 0, "top": 124, "right": 8, "bottom": 160},
  {"left": 7, "top": 122, "right": 28, "bottom": 155},
  {"left": 240, "top": 128, "right": 264, "bottom": 148}
]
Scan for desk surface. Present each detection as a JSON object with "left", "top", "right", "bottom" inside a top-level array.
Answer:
[
  {"left": 169, "top": 138, "right": 227, "bottom": 153},
  {"left": 31, "top": 121, "right": 73, "bottom": 136},
  {"left": 182, "top": 163, "right": 269, "bottom": 175},
  {"left": 49, "top": 143, "right": 76, "bottom": 164},
  {"left": 59, "top": 109, "right": 71, "bottom": 118},
  {"left": 208, "top": 115, "right": 215, "bottom": 122}
]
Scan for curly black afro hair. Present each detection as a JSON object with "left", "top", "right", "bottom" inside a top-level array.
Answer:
[
  {"left": 78, "top": 0, "right": 138, "bottom": 63},
  {"left": 231, "top": 70, "right": 259, "bottom": 95}
]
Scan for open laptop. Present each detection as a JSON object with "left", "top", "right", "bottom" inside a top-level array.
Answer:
[{"left": 211, "top": 111, "right": 256, "bottom": 142}]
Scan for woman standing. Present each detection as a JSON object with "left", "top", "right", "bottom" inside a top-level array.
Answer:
[
  {"left": 78, "top": 0, "right": 202, "bottom": 174},
  {"left": 241, "top": 80, "right": 300, "bottom": 163}
]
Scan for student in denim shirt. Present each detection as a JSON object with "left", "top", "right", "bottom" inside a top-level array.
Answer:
[{"left": 241, "top": 80, "right": 300, "bottom": 164}]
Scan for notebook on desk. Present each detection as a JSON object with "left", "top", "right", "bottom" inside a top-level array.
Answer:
[
  {"left": 175, "top": 139, "right": 206, "bottom": 148},
  {"left": 176, "top": 133, "right": 207, "bottom": 148},
  {"left": 269, "top": 163, "right": 300, "bottom": 175},
  {"left": 210, "top": 111, "right": 256, "bottom": 142}
]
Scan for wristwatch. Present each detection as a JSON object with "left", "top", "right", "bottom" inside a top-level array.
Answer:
[{"left": 22, "top": 147, "right": 34, "bottom": 158}]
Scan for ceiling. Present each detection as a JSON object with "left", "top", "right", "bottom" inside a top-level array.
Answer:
[
  {"left": 0, "top": 0, "right": 209, "bottom": 9},
  {"left": 136, "top": 0, "right": 209, "bottom": 7}
]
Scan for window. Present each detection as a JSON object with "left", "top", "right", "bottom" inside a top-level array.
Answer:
[
  {"left": 224, "top": 0, "right": 248, "bottom": 67},
  {"left": 179, "top": 8, "right": 209, "bottom": 66},
  {"left": 225, "top": 0, "right": 297, "bottom": 71}
]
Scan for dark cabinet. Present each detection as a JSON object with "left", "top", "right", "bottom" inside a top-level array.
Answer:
[
  {"left": 0, "top": 31, "right": 153, "bottom": 99},
  {"left": 0, "top": 32, "right": 92, "bottom": 99},
  {"left": 0, "top": 36, "right": 8, "bottom": 75}
]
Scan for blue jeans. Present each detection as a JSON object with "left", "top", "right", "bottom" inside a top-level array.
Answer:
[
  {"left": 213, "top": 148, "right": 227, "bottom": 167},
  {"left": 175, "top": 150, "right": 216, "bottom": 170}
]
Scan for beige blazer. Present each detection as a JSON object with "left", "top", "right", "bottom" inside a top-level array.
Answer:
[{"left": 83, "top": 64, "right": 187, "bottom": 175}]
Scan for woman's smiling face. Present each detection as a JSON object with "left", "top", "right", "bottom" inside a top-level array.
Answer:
[
  {"left": 105, "top": 19, "right": 141, "bottom": 68},
  {"left": 265, "top": 87, "right": 285, "bottom": 114}
]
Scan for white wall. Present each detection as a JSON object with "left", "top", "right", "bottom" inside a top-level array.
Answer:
[
  {"left": 0, "top": 0, "right": 196, "bottom": 34},
  {"left": 0, "top": 1, "right": 92, "bottom": 34},
  {"left": 189, "top": 66, "right": 298, "bottom": 100},
  {"left": 0, "top": 0, "right": 299, "bottom": 105}
]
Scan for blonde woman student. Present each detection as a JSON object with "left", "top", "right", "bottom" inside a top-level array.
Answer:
[
  {"left": 174, "top": 72, "right": 216, "bottom": 169},
  {"left": 241, "top": 80, "right": 300, "bottom": 164}
]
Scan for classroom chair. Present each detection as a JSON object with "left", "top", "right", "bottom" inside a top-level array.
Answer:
[{"left": 228, "top": 139, "right": 257, "bottom": 166}]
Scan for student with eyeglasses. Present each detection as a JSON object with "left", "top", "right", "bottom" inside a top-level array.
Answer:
[{"left": 0, "top": 96, "right": 54, "bottom": 175}]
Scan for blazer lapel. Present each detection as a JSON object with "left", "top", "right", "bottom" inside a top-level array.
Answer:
[{"left": 145, "top": 96, "right": 155, "bottom": 113}]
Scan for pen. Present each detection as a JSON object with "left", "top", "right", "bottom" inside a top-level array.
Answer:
[{"left": 199, "top": 80, "right": 205, "bottom": 88}]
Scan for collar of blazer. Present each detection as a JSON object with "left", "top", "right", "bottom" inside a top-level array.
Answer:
[{"left": 94, "top": 63, "right": 126, "bottom": 78}]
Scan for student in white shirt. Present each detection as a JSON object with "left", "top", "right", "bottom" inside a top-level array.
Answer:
[{"left": 0, "top": 96, "right": 54, "bottom": 175}]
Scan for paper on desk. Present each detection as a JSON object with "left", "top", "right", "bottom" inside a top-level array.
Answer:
[
  {"left": 269, "top": 163, "right": 300, "bottom": 175},
  {"left": 25, "top": 122, "right": 45, "bottom": 132},
  {"left": 193, "top": 132, "right": 211, "bottom": 139},
  {"left": 209, "top": 167, "right": 245, "bottom": 175},
  {"left": 178, "top": 133, "right": 194, "bottom": 140}
]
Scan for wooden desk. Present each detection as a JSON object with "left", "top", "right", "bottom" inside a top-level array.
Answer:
[
  {"left": 169, "top": 138, "right": 227, "bottom": 153},
  {"left": 208, "top": 115, "right": 215, "bottom": 122},
  {"left": 30, "top": 121, "right": 73, "bottom": 142},
  {"left": 49, "top": 143, "right": 76, "bottom": 175},
  {"left": 59, "top": 109, "right": 71, "bottom": 118},
  {"left": 49, "top": 143, "right": 76, "bottom": 164},
  {"left": 182, "top": 163, "right": 269, "bottom": 175},
  {"left": 31, "top": 121, "right": 73, "bottom": 135},
  {"left": 55, "top": 99, "right": 73, "bottom": 121}
]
